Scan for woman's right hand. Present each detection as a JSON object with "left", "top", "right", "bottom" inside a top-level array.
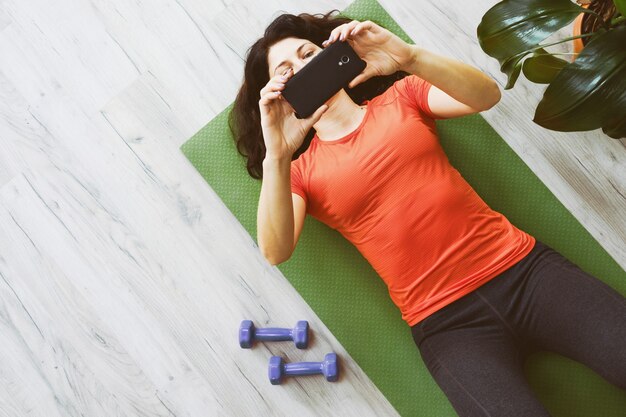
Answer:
[{"left": 259, "top": 68, "right": 329, "bottom": 160}]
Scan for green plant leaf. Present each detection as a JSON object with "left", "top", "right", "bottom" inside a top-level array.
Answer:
[
  {"left": 501, "top": 55, "right": 525, "bottom": 89},
  {"left": 534, "top": 25, "right": 626, "bottom": 139},
  {"left": 522, "top": 48, "right": 570, "bottom": 84},
  {"left": 477, "top": 0, "right": 585, "bottom": 88},
  {"left": 613, "top": 0, "right": 626, "bottom": 19}
]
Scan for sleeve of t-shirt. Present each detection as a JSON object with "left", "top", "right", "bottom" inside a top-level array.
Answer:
[
  {"left": 396, "top": 74, "right": 442, "bottom": 120},
  {"left": 290, "top": 161, "right": 308, "bottom": 206}
]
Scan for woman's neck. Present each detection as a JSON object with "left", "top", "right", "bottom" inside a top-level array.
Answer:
[{"left": 312, "top": 90, "right": 367, "bottom": 141}]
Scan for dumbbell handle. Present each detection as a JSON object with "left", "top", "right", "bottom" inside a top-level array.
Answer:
[
  {"left": 268, "top": 353, "right": 338, "bottom": 384},
  {"left": 254, "top": 328, "right": 294, "bottom": 341},
  {"left": 284, "top": 362, "right": 324, "bottom": 376}
]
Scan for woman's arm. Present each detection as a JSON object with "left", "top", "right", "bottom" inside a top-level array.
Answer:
[
  {"left": 257, "top": 155, "right": 295, "bottom": 265},
  {"left": 400, "top": 46, "right": 501, "bottom": 113},
  {"left": 326, "top": 20, "right": 500, "bottom": 115}
]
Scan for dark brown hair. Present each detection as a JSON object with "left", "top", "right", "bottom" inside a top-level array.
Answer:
[{"left": 229, "top": 9, "right": 410, "bottom": 179}]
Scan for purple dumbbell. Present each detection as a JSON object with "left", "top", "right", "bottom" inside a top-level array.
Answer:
[
  {"left": 269, "top": 353, "right": 338, "bottom": 385},
  {"left": 239, "top": 320, "right": 309, "bottom": 349}
]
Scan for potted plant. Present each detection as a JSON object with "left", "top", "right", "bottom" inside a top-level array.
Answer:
[{"left": 477, "top": 0, "right": 625, "bottom": 139}]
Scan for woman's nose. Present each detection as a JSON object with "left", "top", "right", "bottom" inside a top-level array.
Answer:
[{"left": 292, "top": 60, "right": 307, "bottom": 75}]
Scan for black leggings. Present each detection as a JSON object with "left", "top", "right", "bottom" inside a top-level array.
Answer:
[{"left": 411, "top": 239, "right": 626, "bottom": 417}]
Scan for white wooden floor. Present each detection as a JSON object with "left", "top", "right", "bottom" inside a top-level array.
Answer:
[{"left": 0, "top": 0, "right": 624, "bottom": 416}]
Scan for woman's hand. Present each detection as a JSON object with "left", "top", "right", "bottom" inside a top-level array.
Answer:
[
  {"left": 322, "top": 20, "right": 416, "bottom": 88},
  {"left": 258, "top": 68, "right": 329, "bottom": 160}
]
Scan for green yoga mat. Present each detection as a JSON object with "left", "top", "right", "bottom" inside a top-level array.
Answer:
[{"left": 182, "top": 0, "right": 626, "bottom": 415}]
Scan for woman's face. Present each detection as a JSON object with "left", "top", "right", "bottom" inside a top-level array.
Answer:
[{"left": 267, "top": 37, "right": 322, "bottom": 78}]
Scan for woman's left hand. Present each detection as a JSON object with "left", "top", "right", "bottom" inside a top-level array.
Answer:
[{"left": 323, "top": 20, "right": 415, "bottom": 88}]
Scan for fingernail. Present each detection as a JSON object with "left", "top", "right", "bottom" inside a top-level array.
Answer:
[
  {"left": 340, "top": 34, "right": 344, "bottom": 41},
  {"left": 350, "top": 29, "right": 356, "bottom": 35}
]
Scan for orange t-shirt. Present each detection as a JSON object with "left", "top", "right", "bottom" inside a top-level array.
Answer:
[{"left": 290, "top": 74, "right": 536, "bottom": 327}]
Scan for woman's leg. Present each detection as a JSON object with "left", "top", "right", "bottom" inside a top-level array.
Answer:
[
  {"left": 411, "top": 239, "right": 626, "bottom": 415},
  {"left": 411, "top": 274, "right": 552, "bottom": 416},
  {"left": 517, "top": 240, "right": 626, "bottom": 390},
  {"left": 414, "top": 322, "right": 552, "bottom": 416}
]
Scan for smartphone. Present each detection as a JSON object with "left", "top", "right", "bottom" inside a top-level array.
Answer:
[{"left": 281, "top": 40, "right": 367, "bottom": 119}]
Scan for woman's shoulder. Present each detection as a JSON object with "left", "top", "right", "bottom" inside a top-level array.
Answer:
[
  {"left": 368, "top": 76, "right": 409, "bottom": 107},
  {"left": 370, "top": 75, "right": 435, "bottom": 120},
  {"left": 291, "top": 146, "right": 314, "bottom": 171}
]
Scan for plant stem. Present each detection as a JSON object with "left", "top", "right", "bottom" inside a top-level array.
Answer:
[
  {"left": 544, "top": 52, "right": 578, "bottom": 56},
  {"left": 539, "top": 32, "right": 597, "bottom": 49},
  {"left": 507, "top": 32, "right": 597, "bottom": 62}
]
